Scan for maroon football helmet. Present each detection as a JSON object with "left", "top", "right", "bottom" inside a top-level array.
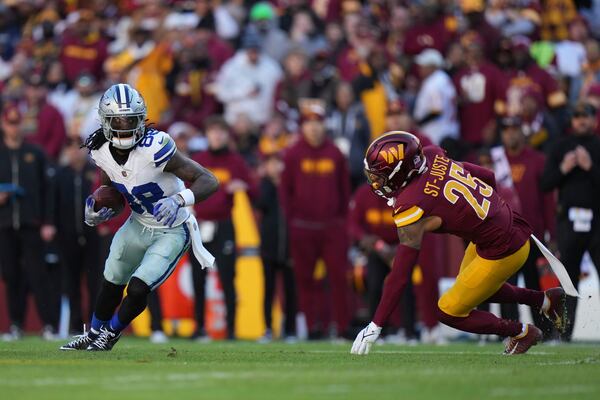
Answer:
[{"left": 364, "top": 131, "right": 426, "bottom": 197}]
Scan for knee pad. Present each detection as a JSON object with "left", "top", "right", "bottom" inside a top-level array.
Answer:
[
  {"left": 127, "top": 277, "right": 151, "bottom": 299},
  {"left": 437, "top": 293, "right": 467, "bottom": 318}
]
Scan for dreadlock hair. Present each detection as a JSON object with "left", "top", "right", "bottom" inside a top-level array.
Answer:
[
  {"left": 82, "top": 127, "right": 107, "bottom": 152},
  {"left": 81, "top": 121, "right": 154, "bottom": 152}
]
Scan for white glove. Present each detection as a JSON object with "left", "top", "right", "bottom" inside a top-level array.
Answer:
[
  {"left": 153, "top": 195, "right": 184, "bottom": 227},
  {"left": 350, "top": 322, "right": 382, "bottom": 355},
  {"left": 84, "top": 196, "right": 115, "bottom": 227}
]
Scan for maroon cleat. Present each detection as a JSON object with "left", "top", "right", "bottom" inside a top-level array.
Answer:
[
  {"left": 503, "top": 324, "right": 543, "bottom": 355},
  {"left": 542, "top": 287, "right": 568, "bottom": 333}
]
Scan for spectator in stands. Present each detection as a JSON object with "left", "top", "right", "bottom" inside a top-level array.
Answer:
[
  {"left": 0, "top": 104, "right": 57, "bottom": 341},
  {"left": 190, "top": 116, "right": 258, "bottom": 340},
  {"left": 20, "top": 72, "right": 66, "bottom": 161},
  {"left": 499, "top": 116, "right": 557, "bottom": 338},
  {"left": 506, "top": 36, "right": 567, "bottom": 124},
  {"left": 336, "top": 17, "right": 376, "bottom": 82},
  {"left": 51, "top": 72, "right": 101, "bottom": 143},
  {"left": 231, "top": 113, "right": 260, "bottom": 168},
  {"left": 213, "top": 32, "right": 283, "bottom": 126},
  {"left": 541, "top": 101, "right": 600, "bottom": 341},
  {"left": 570, "top": 38, "right": 600, "bottom": 103},
  {"left": 280, "top": 99, "right": 351, "bottom": 339},
  {"left": 326, "top": 81, "right": 370, "bottom": 189},
  {"left": 517, "top": 87, "right": 561, "bottom": 152},
  {"left": 257, "top": 153, "right": 297, "bottom": 342},
  {"left": 540, "top": 0, "right": 578, "bottom": 41},
  {"left": 59, "top": 9, "right": 108, "bottom": 84},
  {"left": 403, "top": 0, "right": 458, "bottom": 56},
  {"left": 53, "top": 137, "right": 99, "bottom": 334},
  {"left": 246, "top": 2, "right": 290, "bottom": 62},
  {"left": 194, "top": 18, "right": 234, "bottom": 72},
  {"left": 258, "top": 114, "right": 296, "bottom": 158},
  {"left": 194, "top": 0, "right": 239, "bottom": 41},
  {"left": 385, "top": 5, "right": 410, "bottom": 60},
  {"left": 352, "top": 45, "right": 389, "bottom": 140},
  {"left": 384, "top": 99, "right": 432, "bottom": 147},
  {"left": 114, "top": 25, "right": 173, "bottom": 124},
  {"left": 288, "top": 9, "right": 327, "bottom": 58},
  {"left": 485, "top": 0, "right": 540, "bottom": 38},
  {"left": 276, "top": 48, "right": 312, "bottom": 127},
  {"left": 46, "top": 61, "right": 71, "bottom": 117},
  {"left": 413, "top": 48, "right": 459, "bottom": 145},
  {"left": 460, "top": 0, "right": 502, "bottom": 58},
  {"left": 308, "top": 49, "right": 339, "bottom": 107},
  {"left": 165, "top": 40, "right": 219, "bottom": 130},
  {"left": 554, "top": 17, "right": 589, "bottom": 82},
  {"left": 453, "top": 35, "right": 507, "bottom": 148}
]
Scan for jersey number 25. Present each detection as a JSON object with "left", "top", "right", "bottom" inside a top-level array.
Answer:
[{"left": 443, "top": 162, "right": 493, "bottom": 220}]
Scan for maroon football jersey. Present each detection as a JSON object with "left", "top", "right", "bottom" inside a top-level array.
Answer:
[{"left": 391, "top": 146, "right": 532, "bottom": 259}]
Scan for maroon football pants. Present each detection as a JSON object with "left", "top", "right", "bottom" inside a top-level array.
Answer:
[{"left": 289, "top": 224, "right": 350, "bottom": 334}]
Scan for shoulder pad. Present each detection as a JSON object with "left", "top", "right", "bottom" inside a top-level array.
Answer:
[{"left": 138, "top": 129, "right": 177, "bottom": 167}]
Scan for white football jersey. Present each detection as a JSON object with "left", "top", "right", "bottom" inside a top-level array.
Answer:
[{"left": 90, "top": 128, "right": 190, "bottom": 228}]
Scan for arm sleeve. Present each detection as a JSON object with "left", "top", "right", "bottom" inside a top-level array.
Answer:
[
  {"left": 462, "top": 162, "right": 497, "bottom": 190},
  {"left": 372, "top": 244, "right": 420, "bottom": 326}
]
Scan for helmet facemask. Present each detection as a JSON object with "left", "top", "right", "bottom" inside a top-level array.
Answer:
[
  {"left": 102, "top": 114, "right": 145, "bottom": 150},
  {"left": 98, "top": 83, "right": 147, "bottom": 150}
]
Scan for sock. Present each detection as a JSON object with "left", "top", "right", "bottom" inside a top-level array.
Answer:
[
  {"left": 109, "top": 314, "right": 127, "bottom": 333},
  {"left": 485, "top": 283, "right": 545, "bottom": 309},
  {"left": 438, "top": 309, "right": 523, "bottom": 337},
  {"left": 91, "top": 314, "right": 108, "bottom": 333}
]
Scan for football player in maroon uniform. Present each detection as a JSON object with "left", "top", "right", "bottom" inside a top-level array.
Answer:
[{"left": 351, "top": 131, "right": 567, "bottom": 355}]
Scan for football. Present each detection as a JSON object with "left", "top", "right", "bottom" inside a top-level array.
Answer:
[{"left": 92, "top": 185, "right": 125, "bottom": 216}]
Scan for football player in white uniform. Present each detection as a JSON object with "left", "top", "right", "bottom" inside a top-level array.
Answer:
[{"left": 60, "top": 83, "right": 218, "bottom": 351}]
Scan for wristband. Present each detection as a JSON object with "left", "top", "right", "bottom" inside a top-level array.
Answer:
[{"left": 177, "top": 188, "right": 195, "bottom": 206}]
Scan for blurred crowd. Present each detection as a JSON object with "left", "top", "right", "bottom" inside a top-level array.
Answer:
[{"left": 1, "top": 0, "right": 600, "bottom": 343}]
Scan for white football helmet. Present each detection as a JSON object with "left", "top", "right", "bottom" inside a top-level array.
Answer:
[{"left": 98, "top": 83, "right": 147, "bottom": 149}]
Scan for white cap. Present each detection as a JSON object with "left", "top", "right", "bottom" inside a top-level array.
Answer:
[{"left": 414, "top": 48, "right": 444, "bottom": 68}]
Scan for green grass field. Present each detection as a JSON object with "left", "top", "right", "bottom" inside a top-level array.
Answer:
[{"left": 1, "top": 338, "right": 599, "bottom": 400}]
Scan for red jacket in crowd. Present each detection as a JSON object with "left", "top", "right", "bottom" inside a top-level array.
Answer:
[
  {"left": 454, "top": 62, "right": 507, "bottom": 146},
  {"left": 191, "top": 149, "right": 257, "bottom": 221},
  {"left": 60, "top": 32, "right": 108, "bottom": 84},
  {"left": 506, "top": 146, "right": 556, "bottom": 240},
  {"left": 280, "top": 136, "right": 350, "bottom": 225},
  {"left": 22, "top": 101, "right": 66, "bottom": 161}
]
